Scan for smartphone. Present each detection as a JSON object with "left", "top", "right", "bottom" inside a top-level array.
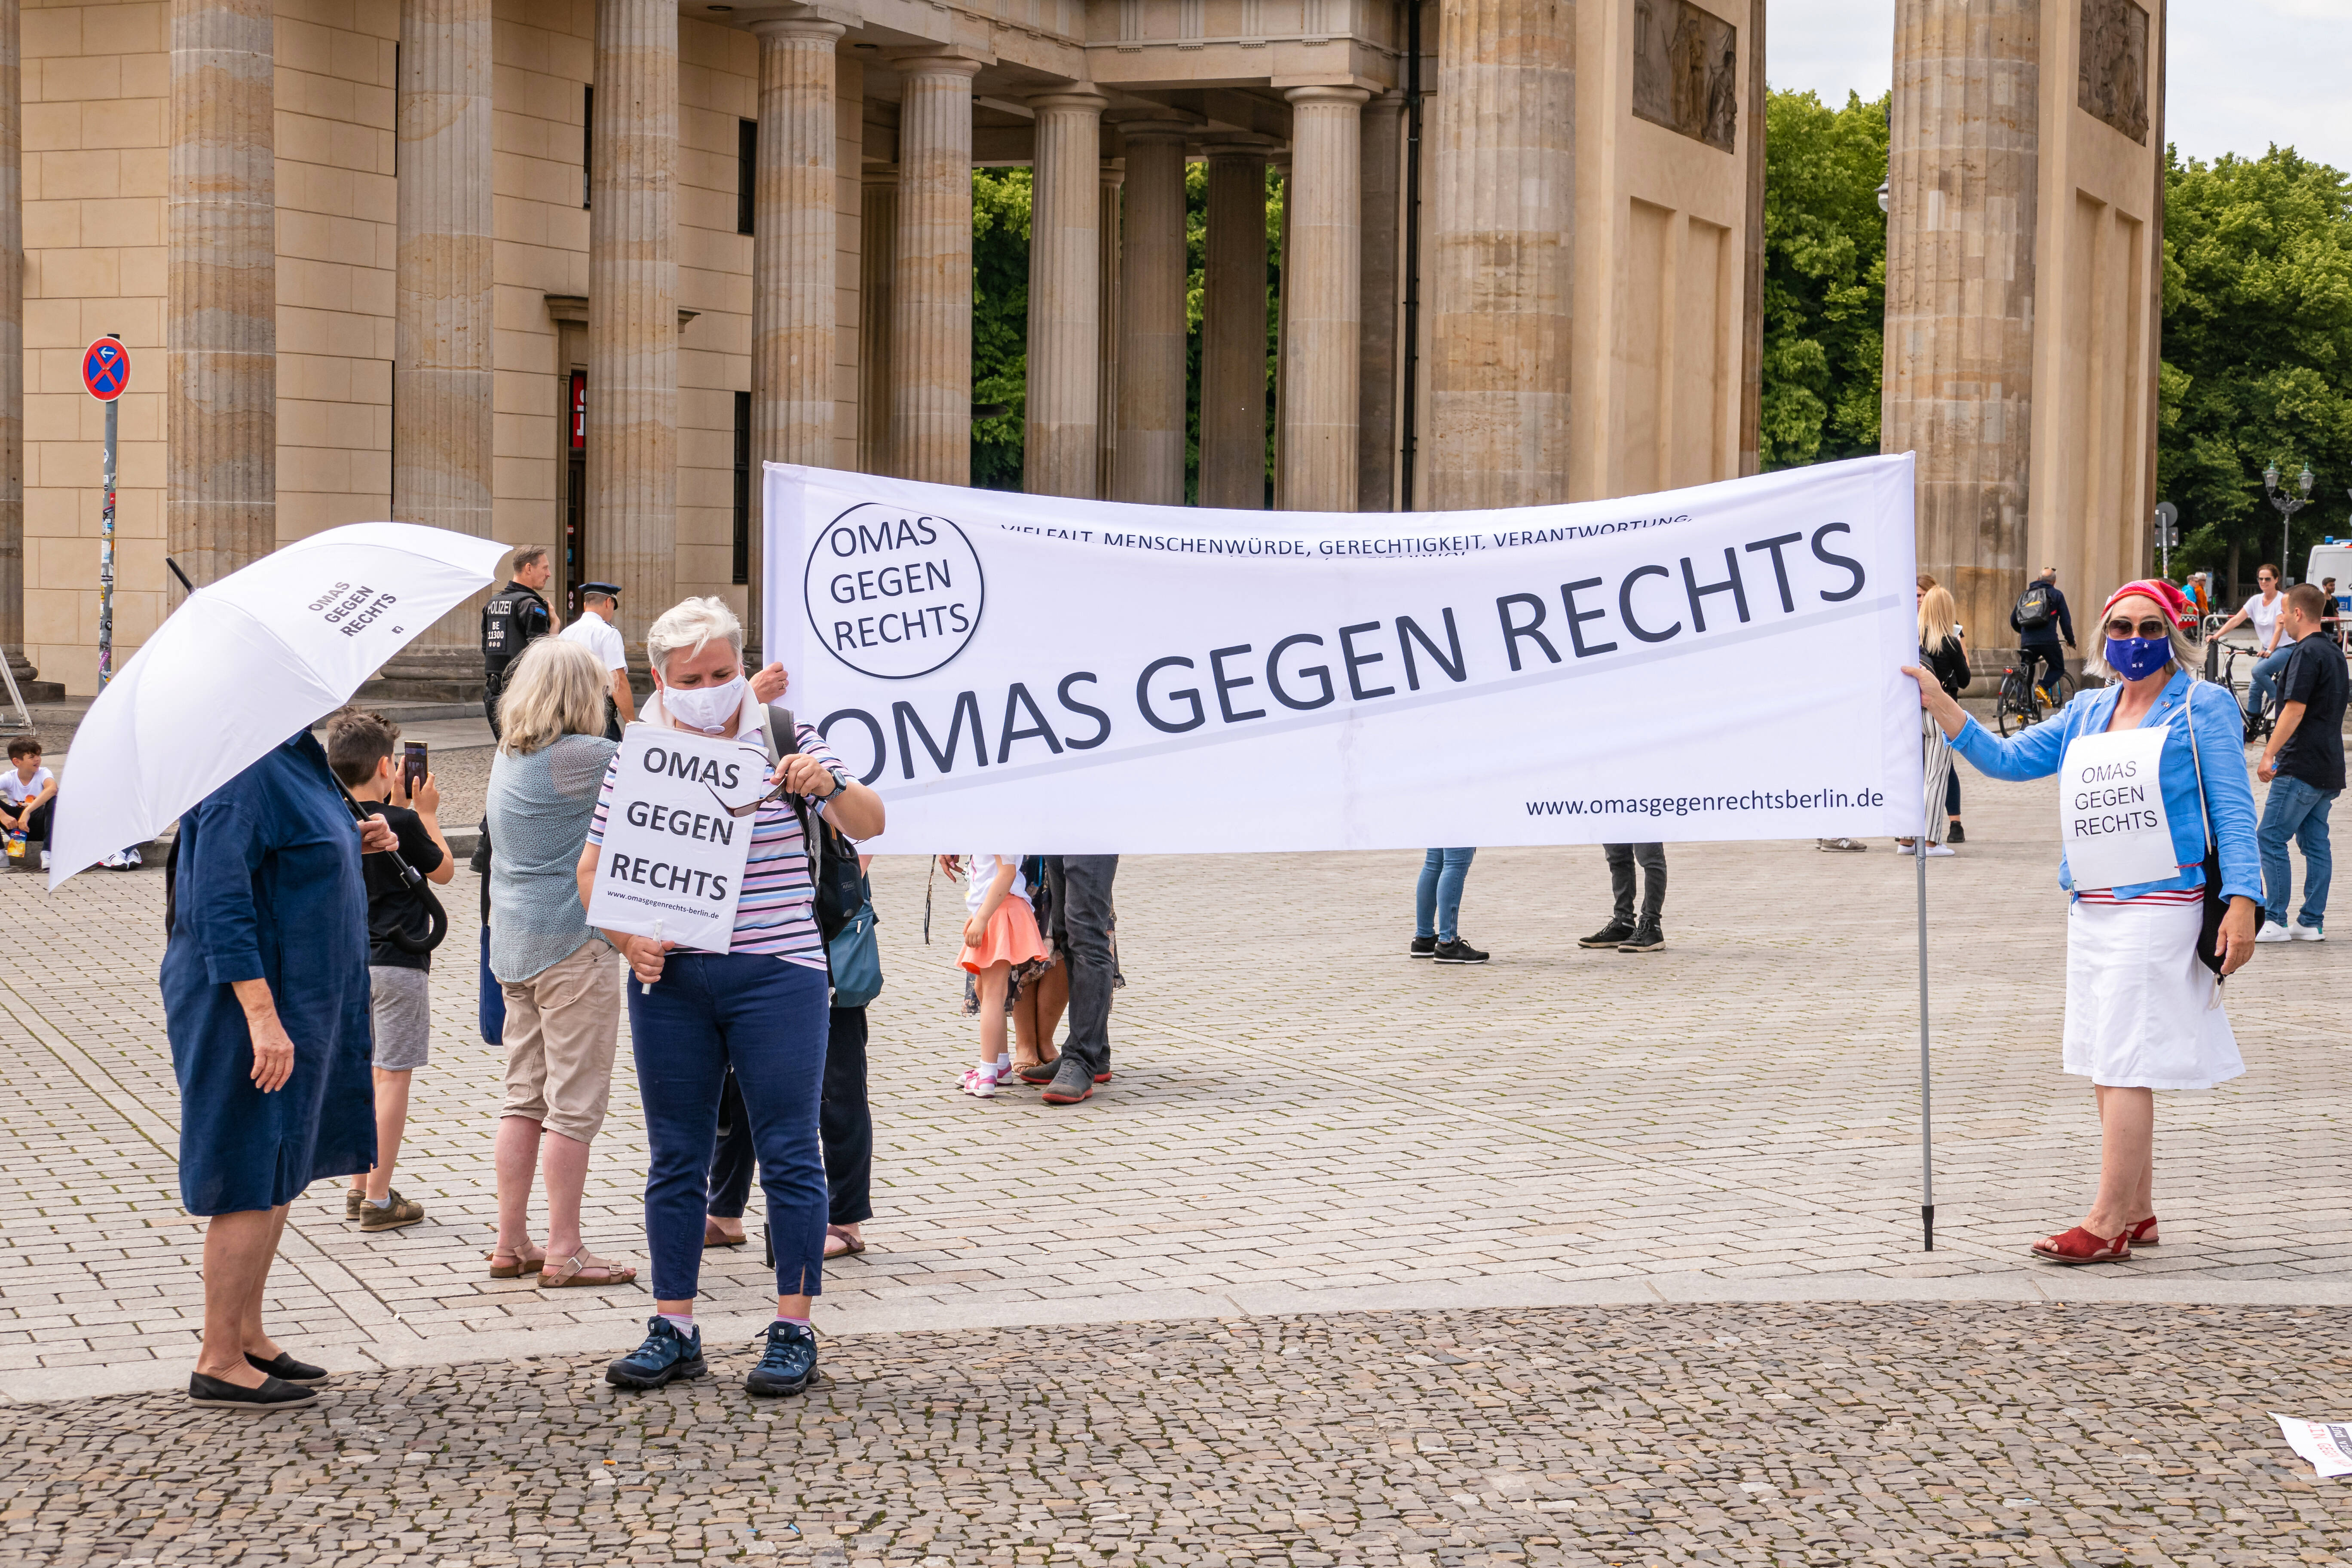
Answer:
[{"left": 402, "top": 741, "right": 427, "bottom": 799}]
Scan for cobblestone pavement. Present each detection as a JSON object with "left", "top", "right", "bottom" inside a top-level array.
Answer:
[
  {"left": 0, "top": 752, "right": 2346, "bottom": 1402},
  {"left": 3, "top": 1302, "right": 2349, "bottom": 1566}
]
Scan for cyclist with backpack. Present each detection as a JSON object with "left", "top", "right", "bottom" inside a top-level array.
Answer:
[
  {"left": 579, "top": 596, "right": 885, "bottom": 1400},
  {"left": 2009, "top": 566, "right": 2075, "bottom": 710}
]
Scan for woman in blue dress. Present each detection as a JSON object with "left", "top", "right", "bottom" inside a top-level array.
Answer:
[{"left": 163, "top": 729, "right": 393, "bottom": 1410}]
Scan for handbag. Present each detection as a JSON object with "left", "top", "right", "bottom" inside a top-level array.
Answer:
[
  {"left": 827, "top": 891, "right": 884, "bottom": 1008},
  {"left": 761, "top": 704, "right": 862, "bottom": 944},
  {"left": 2182, "top": 683, "right": 2230, "bottom": 977}
]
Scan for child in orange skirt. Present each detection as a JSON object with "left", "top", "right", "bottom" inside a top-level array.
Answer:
[{"left": 957, "top": 854, "right": 1047, "bottom": 1097}]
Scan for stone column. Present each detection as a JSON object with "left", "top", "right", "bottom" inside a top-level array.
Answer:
[
  {"left": 1357, "top": 92, "right": 1403, "bottom": 511},
  {"left": 1199, "top": 145, "right": 1268, "bottom": 510},
  {"left": 588, "top": 0, "right": 678, "bottom": 649},
  {"left": 1094, "top": 158, "right": 1123, "bottom": 499},
  {"left": 0, "top": 0, "right": 23, "bottom": 680},
  {"left": 750, "top": 15, "right": 842, "bottom": 630},
  {"left": 1428, "top": 0, "right": 1574, "bottom": 510},
  {"left": 386, "top": 0, "right": 493, "bottom": 688},
  {"left": 857, "top": 165, "right": 897, "bottom": 475},
  {"left": 1882, "top": 0, "right": 2039, "bottom": 645},
  {"left": 1023, "top": 90, "right": 1106, "bottom": 499},
  {"left": 1278, "top": 86, "right": 1366, "bottom": 512},
  {"left": 888, "top": 51, "right": 982, "bottom": 487},
  {"left": 1114, "top": 122, "right": 1189, "bottom": 506},
  {"left": 168, "top": 0, "right": 275, "bottom": 593}
]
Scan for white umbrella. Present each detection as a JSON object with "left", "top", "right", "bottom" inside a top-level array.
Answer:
[{"left": 50, "top": 522, "right": 509, "bottom": 887}]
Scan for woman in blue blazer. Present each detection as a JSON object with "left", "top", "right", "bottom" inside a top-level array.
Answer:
[{"left": 1903, "top": 579, "right": 2259, "bottom": 1266}]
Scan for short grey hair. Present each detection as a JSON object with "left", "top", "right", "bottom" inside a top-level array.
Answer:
[
  {"left": 2082, "top": 591, "right": 2200, "bottom": 683},
  {"left": 646, "top": 595, "right": 744, "bottom": 679},
  {"left": 496, "top": 637, "right": 607, "bottom": 756}
]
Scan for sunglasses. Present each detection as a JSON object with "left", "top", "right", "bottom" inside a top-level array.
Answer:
[{"left": 2104, "top": 616, "right": 2172, "bottom": 640}]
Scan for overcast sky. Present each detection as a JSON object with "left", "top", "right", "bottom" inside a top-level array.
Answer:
[{"left": 1768, "top": 0, "right": 2352, "bottom": 174}]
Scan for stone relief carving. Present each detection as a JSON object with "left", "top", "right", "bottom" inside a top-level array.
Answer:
[
  {"left": 1632, "top": 0, "right": 1738, "bottom": 153},
  {"left": 2078, "top": 0, "right": 2150, "bottom": 144}
]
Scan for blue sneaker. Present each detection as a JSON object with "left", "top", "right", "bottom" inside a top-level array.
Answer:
[
  {"left": 745, "top": 1320, "right": 818, "bottom": 1397},
  {"left": 605, "top": 1317, "right": 707, "bottom": 1390}
]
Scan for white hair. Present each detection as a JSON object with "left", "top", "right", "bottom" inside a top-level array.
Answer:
[{"left": 645, "top": 595, "right": 744, "bottom": 678}]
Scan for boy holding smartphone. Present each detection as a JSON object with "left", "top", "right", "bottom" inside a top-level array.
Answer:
[{"left": 325, "top": 710, "right": 456, "bottom": 1231}]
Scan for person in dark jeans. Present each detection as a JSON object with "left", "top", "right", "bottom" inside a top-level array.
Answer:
[
  {"left": 2009, "top": 566, "right": 2075, "bottom": 707},
  {"left": 1037, "top": 855, "right": 1117, "bottom": 1106},
  {"left": 1582, "top": 844, "right": 1666, "bottom": 952},
  {"left": 2252, "top": 584, "right": 2344, "bottom": 941},
  {"left": 707, "top": 1005, "right": 873, "bottom": 1258}
]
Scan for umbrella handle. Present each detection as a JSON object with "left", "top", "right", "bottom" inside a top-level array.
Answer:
[{"left": 338, "top": 784, "right": 450, "bottom": 957}]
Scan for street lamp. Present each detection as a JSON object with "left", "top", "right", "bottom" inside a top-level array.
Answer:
[{"left": 2262, "top": 460, "right": 2313, "bottom": 583}]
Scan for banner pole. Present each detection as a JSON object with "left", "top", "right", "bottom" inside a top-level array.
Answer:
[{"left": 1915, "top": 824, "right": 1935, "bottom": 1252}]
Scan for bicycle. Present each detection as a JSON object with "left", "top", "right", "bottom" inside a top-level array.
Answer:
[
  {"left": 1994, "top": 662, "right": 2076, "bottom": 736},
  {"left": 2216, "top": 641, "right": 2275, "bottom": 744}
]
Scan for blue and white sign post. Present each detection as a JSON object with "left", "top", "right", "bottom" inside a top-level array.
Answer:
[{"left": 81, "top": 337, "right": 129, "bottom": 688}]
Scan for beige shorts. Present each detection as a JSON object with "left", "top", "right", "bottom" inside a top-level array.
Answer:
[{"left": 499, "top": 939, "right": 622, "bottom": 1142}]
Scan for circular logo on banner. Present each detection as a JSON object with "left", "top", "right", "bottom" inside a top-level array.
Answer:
[{"left": 805, "top": 503, "right": 986, "bottom": 680}]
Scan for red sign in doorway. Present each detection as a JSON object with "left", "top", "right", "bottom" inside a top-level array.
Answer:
[{"left": 569, "top": 369, "right": 587, "bottom": 448}]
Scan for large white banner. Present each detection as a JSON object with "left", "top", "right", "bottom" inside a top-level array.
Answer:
[{"left": 763, "top": 455, "right": 1925, "bottom": 854}]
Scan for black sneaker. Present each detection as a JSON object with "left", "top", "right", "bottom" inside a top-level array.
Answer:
[
  {"left": 188, "top": 1371, "right": 316, "bottom": 1412},
  {"left": 1946, "top": 822, "right": 1966, "bottom": 844},
  {"left": 1578, "top": 918, "right": 1635, "bottom": 949},
  {"left": 745, "top": 1321, "right": 819, "bottom": 1397},
  {"left": 1432, "top": 938, "right": 1488, "bottom": 965},
  {"left": 245, "top": 1350, "right": 329, "bottom": 1385},
  {"left": 1039, "top": 1055, "right": 1096, "bottom": 1105},
  {"left": 605, "top": 1316, "right": 708, "bottom": 1390},
  {"left": 1409, "top": 936, "right": 1438, "bottom": 959},
  {"left": 1618, "top": 919, "right": 1665, "bottom": 953}
]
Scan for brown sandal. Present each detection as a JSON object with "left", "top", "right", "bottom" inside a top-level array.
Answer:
[
  {"left": 704, "top": 1217, "right": 747, "bottom": 1249},
  {"left": 484, "top": 1248, "right": 546, "bottom": 1280},
  {"left": 824, "top": 1225, "right": 867, "bottom": 1259},
  {"left": 538, "top": 1250, "right": 638, "bottom": 1289}
]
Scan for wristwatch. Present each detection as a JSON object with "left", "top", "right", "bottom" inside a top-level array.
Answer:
[{"left": 823, "top": 772, "right": 848, "bottom": 800}]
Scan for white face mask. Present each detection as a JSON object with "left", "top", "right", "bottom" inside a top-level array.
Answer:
[{"left": 661, "top": 672, "right": 747, "bottom": 732}]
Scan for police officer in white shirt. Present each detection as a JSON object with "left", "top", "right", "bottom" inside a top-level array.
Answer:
[{"left": 558, "top": 582, "right": 634, "bottom": 740}]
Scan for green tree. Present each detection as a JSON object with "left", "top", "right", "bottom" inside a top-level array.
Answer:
[
  {"left": 970, "top": 169, "right": 1032, "bottom": 490},
  {"left": 1759, "top": 87, "right": 1888, "bottom": 470},
  {"left": 2158, "top": 145, "right": 2352, "bottom": 598}
]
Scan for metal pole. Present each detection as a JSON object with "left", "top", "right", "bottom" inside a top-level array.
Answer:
[
  {"left": 98, "top": 385, "right": 117, "bottom": 690},
  {"left": 1916, "top": 835, "right": 1935, "bottom": 1251}
]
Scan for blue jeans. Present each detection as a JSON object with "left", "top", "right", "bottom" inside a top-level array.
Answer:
[
  {"left": 630, "top": 952, "right": 830, "bottom": 1302},
  {"left": 2247, "top": 645, "right": 2294, "bottom": 718},
  {"left": 1415, "top": 848, "right": 1476, "bottom": 941},
  {"left": 2257, "top": 775, "right": 2335, "bottom": 929}
]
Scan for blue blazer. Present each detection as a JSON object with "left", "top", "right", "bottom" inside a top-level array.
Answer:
[{"left": 1949, "top": 667, "right": 2261, "bottom": 904}]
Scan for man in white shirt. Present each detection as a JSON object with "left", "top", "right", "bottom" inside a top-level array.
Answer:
[{"left": 558, "top": 582, "right": 634, "bottom": 739}]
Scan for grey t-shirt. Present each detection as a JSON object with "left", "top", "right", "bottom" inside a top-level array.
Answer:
[{"left": 486, "top": 732, "right": 619, "bottom": 983}]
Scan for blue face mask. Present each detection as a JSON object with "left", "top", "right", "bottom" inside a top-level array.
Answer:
[{"left": 2105, "top": 635, "right": 2171, "bottom": 682}]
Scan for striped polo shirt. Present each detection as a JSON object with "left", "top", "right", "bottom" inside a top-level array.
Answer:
[{"left": 587, "top": 715, "right": 849, "bottom": 970}]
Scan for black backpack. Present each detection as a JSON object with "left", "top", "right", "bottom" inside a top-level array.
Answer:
[
  {"left": 2014, "top": 582, "right": 2056, "bottom": 632},
  {"left": 761, "top": 705, "right": 861, "bottom": 945}
]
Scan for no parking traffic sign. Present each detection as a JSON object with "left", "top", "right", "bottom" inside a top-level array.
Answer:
[{"left": 82, "top": 337, "right": 129, "bottom": 401}]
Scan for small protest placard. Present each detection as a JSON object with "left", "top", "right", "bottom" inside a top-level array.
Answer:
[
  {"left": 585, "top": 723, "right": 767, "bottom": 953},
  {"left": 2272, "top": 1414, "right": 2352, "bottom": 1479}
]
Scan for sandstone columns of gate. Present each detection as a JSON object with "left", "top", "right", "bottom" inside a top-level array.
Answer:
[
  {"left": 1095, "top": 159, "right": 1123, "bottom": 500},
  {"left": 1882, "top": 0, "right": 2040, "bottom": 646},
  {"left": 750, "top": 14, "right": 842, "bottom": 619},
  {"left": 588, "top": 0, "right": 679, "bottom": 648},
  {"left": 888, "top": 50, "right": 983, "bottom": 487},
  {"left": 386, "top": 0, "right": 493, "bottom": 686},
  {"left": 1199, "top": 145, "right": 1268, "bottom": 510},
  {"left": 1278, "top": 87, "right": 1366, "bottom": 512},
  {"left": 167, "top": 0, "right": 275, "bottom": 593},
  {"left": 1357, "top": 92, "right": 1404, "bottom": 512},
  {"left": 1115, "top": 122, "right": 1190, "bottom": 506},
  {"left": 1428, "top": 0, "right": 1574, "bottom": 509},
  {"left": 0, "top": 0, "right": 23, "bottom": 680},
  {"left": 858, "top": 165, "right": 897, "bottom": 475},
  {"left": 1023, "top": 90, "right": 1107, "bottom": 499}
]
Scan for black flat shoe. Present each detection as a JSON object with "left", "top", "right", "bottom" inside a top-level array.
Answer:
[
  {"left": 246, "top": 1350, "right": 329, "bottom": 1385},
  {"left": 189, "top": 1372, "right": 317, "bottom": 1412}
]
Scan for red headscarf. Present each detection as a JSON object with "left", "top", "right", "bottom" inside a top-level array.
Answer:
[{"left": 2101, "top": 578, "right": 2195, "bottom": 630}]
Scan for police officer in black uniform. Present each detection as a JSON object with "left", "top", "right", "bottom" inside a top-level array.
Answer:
[{"left": 481, "top": 545, "right": 557, "bottom": 737}]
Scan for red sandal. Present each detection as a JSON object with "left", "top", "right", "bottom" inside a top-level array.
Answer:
[
  {"left": 2030, "top": 1225, "right": 2132, "bottom": 1265},
  {"left": 2128, "top": 1216, "right": 2159, "bottom": 1246}
]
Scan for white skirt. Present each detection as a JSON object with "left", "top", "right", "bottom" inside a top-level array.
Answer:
[{"left": 2062, "top": 899, "right": 2244, "bottom": 1090}]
